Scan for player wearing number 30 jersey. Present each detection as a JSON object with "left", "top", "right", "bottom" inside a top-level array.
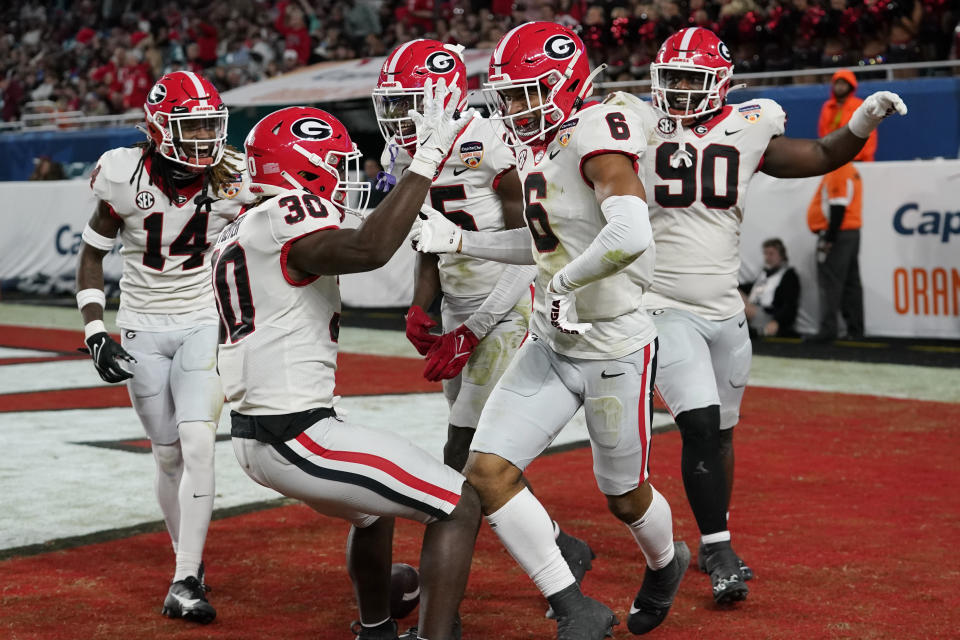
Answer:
[
  {"left": 606, "top": 26, "right": 907, "bottom": 606},
  {"left": 413, "top": 22, "right": 688, "bottom": 638},
  {"left": 213, "top": 92, "right": 483, "bottom": 640},
  {"left": 76, "top": 71, "right": 255, "bottom": 624}
]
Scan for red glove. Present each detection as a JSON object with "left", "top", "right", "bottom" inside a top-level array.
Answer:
[
  {"left": 423, "top": 324, "right": 479, "bottom": 382},
  {"left": 405, "top": 305, "right": 438, "bottom": 355}
]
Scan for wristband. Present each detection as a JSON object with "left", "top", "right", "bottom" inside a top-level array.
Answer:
[
  {"left": 76, "top": 288, "right": 106, "bottom": 311},
  {"left": 84, "top": 319, "right": 107, "bottom": 340}
]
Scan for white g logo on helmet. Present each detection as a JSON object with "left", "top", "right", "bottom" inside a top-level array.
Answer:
[
  {"left": 147, "top": 83, "right": 167, "bottom": 105},
  {"left": 291, "top": 118, "right": 333, "bottom": 140},
  {"left": 425, "top": 51, "right": 456, "bottom": 74},
  {"left": 718, "top": 42, "right": 732, "bottom": 62},
  {"left": 543, "top": 34, "right": 576, "bottom": 60}
]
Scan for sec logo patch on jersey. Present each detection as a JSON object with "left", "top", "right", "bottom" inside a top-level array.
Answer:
[
  {"left": 657, "top": 117, "right": 677, "bottom": 138},
  {"left": 459, "top": 141, "right": 483, "bottom": 168},
  {"left": 135, "top": 190, "right": 156, "bottom": 210}
]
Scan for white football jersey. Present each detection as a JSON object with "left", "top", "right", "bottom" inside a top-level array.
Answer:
[
  {"left": 91, "top": 147, "right": 254, "bottom": 325},
  {"left": 213, "top": 190, "right": 343, "bottom": 415},
  {"left": 512, "top": 103, "right": 657, "bottom": 360},
  {"left": 612, "top": 93, "right": 786, "bottom": 320},
  {"left": 381, "top": 116, "right": 519, "bottom": 299}
]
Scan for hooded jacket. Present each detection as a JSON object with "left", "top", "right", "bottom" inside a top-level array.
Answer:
[{"left": 817, "top": 69, "right": 876, "bottom": 162}]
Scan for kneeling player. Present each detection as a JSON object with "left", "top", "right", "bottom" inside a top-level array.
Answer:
[{"left": 214, "top": 81, "right": 479, "bottom": 640}]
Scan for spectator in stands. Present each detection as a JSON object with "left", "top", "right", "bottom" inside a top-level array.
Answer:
[
  {"left": 29, "top": 155, "right": 66, "bottom": 180},
  {"left": 1, "top": 0, "right": 958, "bottom": 123},
  {"left": 807, "top": 69, "right": 869, "bottom": 341},
  {"left": 275, "top": 0, "right": 314, "bottom": 65},
  {"left": 741, "top": 238, "right": 800, "bottom": 337}
]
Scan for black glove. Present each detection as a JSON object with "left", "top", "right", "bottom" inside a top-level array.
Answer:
[{"left": 84, "top": 332, "right": 136, "bottom": 383}]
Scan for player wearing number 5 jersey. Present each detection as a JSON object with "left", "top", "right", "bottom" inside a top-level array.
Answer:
[
  {"left": 415, "top": 23, "right": 687, "bottom": 638},
  {"left": 374, "top": 40, "right": 596, "bottom": 611},
  {"left": 76, "top": 71, "right": 254, "bottom": 624},
  {"left": 606, "top": 27, "right": 907, "bottom": 606},
  {"left": 215, "top": 83, "right": 482, "bottom": 640}
]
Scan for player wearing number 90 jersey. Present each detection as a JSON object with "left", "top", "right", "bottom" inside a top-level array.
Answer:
[
  {"left": 607, "top": 26, "right": 908, "bottom": 606},
  {"left": 76, "top": 71, "right": 254, "bottom": 624}
]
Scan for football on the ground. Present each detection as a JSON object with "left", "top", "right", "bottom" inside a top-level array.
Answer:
[{"left": 390, "top": 563, "right": 420, "bottom": 619}]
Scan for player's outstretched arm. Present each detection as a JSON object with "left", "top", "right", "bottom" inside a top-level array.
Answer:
[
  {"left": 76, "top": 200, "right": 136, "bottom": 383},
  {"left": 762, "top": 91, "right": 907, "bottom": 178},
  {"left": 288, "top": 77, "right": 475, "bottom": 276}
]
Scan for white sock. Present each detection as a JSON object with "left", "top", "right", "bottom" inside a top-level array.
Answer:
[
  {"left": 173, "top": 421, "right": 216, "bottom": 582},
  {"left": 486, "top": 488, "right": 575, "bottom": 598},
  {"left": 626, "top": 486, "right": 675, "bottom": 570},
  {"left": 701, "top": 531, "right": 731, "bottom": 545},
  {"left": 151, "top": 441, "right": 183, "bottom": 550}
]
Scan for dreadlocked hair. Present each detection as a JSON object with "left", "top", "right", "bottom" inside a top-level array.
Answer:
[{"left": 128, "top": 141, "right": 243, "bottom": 208}]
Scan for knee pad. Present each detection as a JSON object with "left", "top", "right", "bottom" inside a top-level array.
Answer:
[
  {"left": 152, "top": 441, "right": 183, "bottom": 477},
  {"left": 676, "top": 405, "right": 721, "bottom": 446},
  {"left": 178, "top": 421, "right": 216, "bottom": 469}
]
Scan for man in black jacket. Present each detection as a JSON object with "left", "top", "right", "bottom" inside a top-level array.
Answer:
[{"left": 741, "top": 238, "right": 800, "bottom": 337}]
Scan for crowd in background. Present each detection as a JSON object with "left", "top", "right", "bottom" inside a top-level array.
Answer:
[{"left": 2, "top": 0, "right": 958, "bottom": 122}]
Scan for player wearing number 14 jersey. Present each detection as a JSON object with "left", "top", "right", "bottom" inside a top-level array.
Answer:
[
  {"left": 76, "top": 70, "right": 254, "bottom": 623},
  {"left": 607, "top": 27, "right": 907, "bottom": 605}
]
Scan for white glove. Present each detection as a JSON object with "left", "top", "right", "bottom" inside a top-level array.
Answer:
[
  {"left": 545, "top": 277, "right": 592, "bottom": 335},
  {"left": 408, "top": 75, "right": 477, "bottom": 179},
  {"left": 847, "top": 91, "right": 908, "bottom": 138},
  {"left": 411, "top": 204, "right": 462, "bottom": 253}
]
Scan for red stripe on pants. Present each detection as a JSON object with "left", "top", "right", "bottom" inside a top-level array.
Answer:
[
  {"left": 293, "top": 432, "right": 461, "bottom": 506},
  {"left": 637, "top": 342, "right": 652, "bottom": 484}
]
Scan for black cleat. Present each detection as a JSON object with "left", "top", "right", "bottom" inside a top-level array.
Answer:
[
  {"left": 549, "top": 585, "right": 618, "bottom": 640},
  {"left": 547, "top": 530, "right": 598, "bottom": 618},
  {"left": 627, "top": 541, "right": 690, "bottom": 635},
  {"left": 350, "top": 618, "right": 399, "bottom": 639},
  {"left": 702, "top": 540, "right": 749, "bottom": 605},
  {"left": 557, "top": 529, "right": 596, "bottom": 585},
  {"left": 161, "top": 575, "right": 216, "bottom": 624},
  {"left": 697, "top": 541, "right": 754, "bottom": 581}
]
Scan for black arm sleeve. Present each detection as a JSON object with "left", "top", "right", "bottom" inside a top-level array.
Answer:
[
  {"left": 825, "top": 204, "right": 846, "bottom": 242},
  {"left": 767, "top": 268, "right": 800, "bottom": 334}
]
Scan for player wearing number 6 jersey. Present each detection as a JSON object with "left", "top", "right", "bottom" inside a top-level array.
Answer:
[
  {"left": 76, "top": 70, "right": 255, "bottom": 624},
  {"left": 214, "top": 82, "right": 482, "bottom": 640},
  {"left": 414, "top": 22, "right": 687, "bottom": 638},
  {"left": 605, "top": 27, "right": 907, "bottom": 606}
]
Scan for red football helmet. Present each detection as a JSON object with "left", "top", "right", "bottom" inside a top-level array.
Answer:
[
  {"left": 373, "top": 39, "right": 468, "bottom": 149},
  {"left": 483, "top": 22, "right": 595, "bottom": 146},
  {"left": 244, "top": 107, "right": 370, "bottom": 217},
  {"left": 144, "top": 71, "right": 228, "bottom": 170},
  {"left": 651, "top": 28, "right": 734, "bottom": 118}
]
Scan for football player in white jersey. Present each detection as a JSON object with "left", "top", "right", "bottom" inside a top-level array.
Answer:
[
  {"left": 373, "top": 39, "right": 597, "bottom": 595},
  {"left": 215, "top": 82, "right": 481, "bottom": 640},
  {"left": 76, "top": 71, "right": 255, "bottom": 623},
  {"left": 605, "top": 27, "right": 907, "bottom": 605},
  {"left": 415, "top": 23, "right": 688, "bottom": 638}
]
